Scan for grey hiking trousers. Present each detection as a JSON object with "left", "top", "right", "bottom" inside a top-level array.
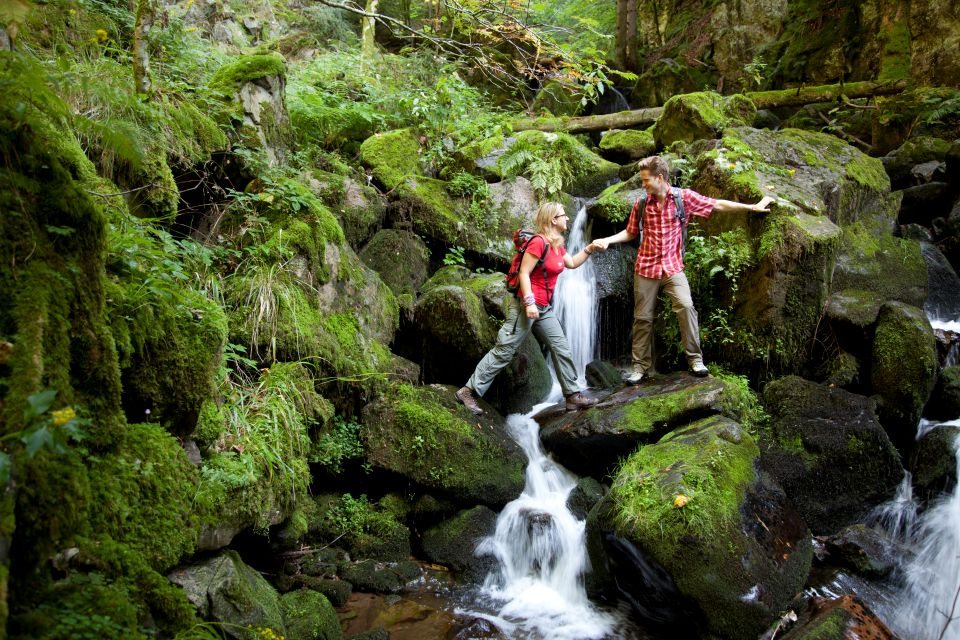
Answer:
[{"left": 466, "top": 298, "right": 580, "bottom": 397}]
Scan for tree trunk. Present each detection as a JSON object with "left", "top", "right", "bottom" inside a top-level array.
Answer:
[
  {"left": 615, "top": 0, "right": 639, "bottom": 72},
  {"left": 361, "top": 0, "right": 379, "bottom": 65},
  {"left": 513, "top": 80, "right": 908, "bottom": 133},
  {"left": 132, "top": 0, "right": 154, "bottom": 95}
]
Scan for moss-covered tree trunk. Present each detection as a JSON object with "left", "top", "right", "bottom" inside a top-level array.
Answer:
[
  {"left": 132, "top": 0, "right": 154, "bottom": 95},
  {"left": 361, "top": 0, "right": 379, "bottom": 65},
  {"left": 615, "top": 0, "right": 639, "bottom": 72},
  {"left": 514, "top": 80, "right": 908, "bottom": 133}
]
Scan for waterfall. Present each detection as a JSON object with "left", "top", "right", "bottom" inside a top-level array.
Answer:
[
  {"left": 554, "top": 201, "right": 597, "bottom": 386},
  {"left": 471, "top": 411, "right": 621, "bottom": 638},
  {"left": 462, "top": 202, "right": 630, "bottom": 638},
  {"left": 887, "top": 426, "right": 960, "bottom": 640}
]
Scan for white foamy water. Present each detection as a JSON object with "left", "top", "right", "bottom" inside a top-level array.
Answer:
[
  {"left": 469, "top": 407, "right": 623, "bottom": 639},
  {"left": 886, "top": 429, "right": 960, "bottom": 640},
  {"left": 554, "top": 202, "right": 597, "bottom": 387}
]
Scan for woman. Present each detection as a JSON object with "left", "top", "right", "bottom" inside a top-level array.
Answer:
[{"left": 456, "top": 202, "right": 601, "bottom": 414}]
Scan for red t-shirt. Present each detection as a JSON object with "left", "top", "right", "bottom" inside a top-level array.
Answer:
[
  {"left": 523, "top": 235, "right": 566, "bottom": 307},
  {"left": 625, "top": 188, "right": 717, "bottom": 278}
]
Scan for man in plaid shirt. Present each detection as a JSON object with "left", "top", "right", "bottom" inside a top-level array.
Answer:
[{"left": 594, "top": 156, "right": 773, "bottom": 383}]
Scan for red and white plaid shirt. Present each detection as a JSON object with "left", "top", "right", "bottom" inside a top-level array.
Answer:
[{"left": 625, "top": 188, "right": 717, "bottom": 279}]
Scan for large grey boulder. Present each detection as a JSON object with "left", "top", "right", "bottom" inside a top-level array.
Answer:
[
  {"left": 360, "top": 229, "right": 430, "bottom": 312},
  {"left": 761, "top": 376, "right": 904, "bottom": 534},
  {"left": 169, "top": 551, "right": 285, "bottom": 639}
]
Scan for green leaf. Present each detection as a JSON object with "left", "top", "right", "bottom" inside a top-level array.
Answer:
[
  {"left": 26, "top": 389, "right": 57, "bottom": 419},
  {"left": 23, "top": 426, "right": 54, "bottom": 457}
]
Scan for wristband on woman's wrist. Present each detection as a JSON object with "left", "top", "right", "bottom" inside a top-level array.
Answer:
[{"left": 523, "top": 294, "right": 536, "bottom": 306}]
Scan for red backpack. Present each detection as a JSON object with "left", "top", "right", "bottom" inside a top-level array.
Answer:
[{"left": 505, "top": 229, "right": 552, "bottom": 303}]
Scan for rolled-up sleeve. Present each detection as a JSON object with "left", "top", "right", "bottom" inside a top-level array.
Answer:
[{"left": 682, "top": 189, "right": 717, "bottom": 219}]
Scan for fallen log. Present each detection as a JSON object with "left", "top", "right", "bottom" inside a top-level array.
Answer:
[{"left": 512, "top": 79, "right": 908, "bottom": 133}]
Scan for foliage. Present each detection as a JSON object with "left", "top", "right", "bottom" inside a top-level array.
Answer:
[
  {"left": 497, "top": 132, "right": 595, "bottom": 197},
  {"left": 442, "top": 245, "right": 466, "bottom": 267},
  {"left": 310, "top": 415, "right": 363, "bottom": 473},
  {"left": 322, "top": 493, "right": 400, "bottom": 540},
  {"left": 737, "top": 55, "right": 769, "bottom": 92}
]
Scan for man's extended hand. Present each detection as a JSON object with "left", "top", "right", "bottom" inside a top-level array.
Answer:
[
  {"left": 753, "top": 196, "right": 776, "bottom": 212},
  {"left": 593, "top": 238, "right": 610, "bottom": 251}
]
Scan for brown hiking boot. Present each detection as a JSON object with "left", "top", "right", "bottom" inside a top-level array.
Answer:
[
  {"left": 456, "top": 386, "right": 484, "bottom": 415},
  {"left": 565, "top": 391, "right": 599, "bottom": 411}
]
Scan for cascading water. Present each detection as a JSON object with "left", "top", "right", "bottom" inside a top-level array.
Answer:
[
  {"left": 462, "top": 203, "right": 632, "bottom": 638},
  {"left": 554, "top": 201, "right": 598, "bottom": 386}
]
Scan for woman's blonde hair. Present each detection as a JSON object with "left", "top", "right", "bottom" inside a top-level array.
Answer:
[{"left": 534, "top": 202, "right": 566, "bottom": 245}]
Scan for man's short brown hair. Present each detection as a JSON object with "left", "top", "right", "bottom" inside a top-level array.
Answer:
[{"left": 637, "top": 155, "right": 670, "bottom": 181}]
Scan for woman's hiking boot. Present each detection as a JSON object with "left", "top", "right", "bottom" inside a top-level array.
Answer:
[
  {"left": 565, "top": 392, "right": 599, "bottom": 411},
  {"left": 456, "top": 386, "right": 484, "bottom": 415}
]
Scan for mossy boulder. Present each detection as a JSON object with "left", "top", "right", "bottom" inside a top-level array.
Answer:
[
  {"left": 360, "top": 383, "right": 525, "bottom": 507},
  {"left": 598, "top": 128, "right": 656, "bottom": 163},
  {"left": 653, "top": 92, "right": 756, "bottom": 148},
  {"left": 413, "top": 268, "right": 552, "bottom": 414},
  {"left": 389, "top": 176, "right": 488, "bottom": 252},
  {"left": 308, "top": 493, "right": 412, "bottom": 562},
  {"left": 338, "top": 559, "right": 421, "bottom": 594},
  {"left": 359, "top": 229, "right": 430, "bottom": 313},
  {"left": 882, "top": 136, "right": 953, "bottom": 189},
  {"left": 588, "top": 179, "right": 644, "bottom": 226},
  {"left": 871, "top": 302, "right": 938, "bottom": 444},
  {"left": 760, "top": 376, "right": 903, "bottom": 534},
  {"left": 587, "top": 415, "right": 812, "bottom": 639},
  {"left": 359, "top": 128, "right": 425, "bottom": 191},
  {"left": 910, "top": 424, "right": 959, "bottom": 499},
  {"left": 538, "top": 372, "right": 754, "bottom": 478},
  {"left": 420, "top": 506, "right": 498, "bottom": 581},
  {"left": 306, "top": 171, "right": 386, "bottom": 247},
  {"left": 209, "top": 53, "right": 291, "bottom": 166},
  {"left": 482, "top": 130, "right": 620, "bottom": 198},
  {"left": 169, "top": 551, "right": 285, "bottom": 640},
  {"left": 279, "top": 589, "right": 342, "bottom": 640},
  {"left": 777, "top": 594, "right": 895, "bottom": 640},
  {"left": 928, "top": 365, "right": 960, "bottom": 420}
]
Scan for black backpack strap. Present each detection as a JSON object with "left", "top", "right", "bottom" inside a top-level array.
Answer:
[
  {"left": 637, "top": 192, "right": 648, "bottom": 234},
  {"left": 671, "top": 186, "right": 688, "bottom": 256}
]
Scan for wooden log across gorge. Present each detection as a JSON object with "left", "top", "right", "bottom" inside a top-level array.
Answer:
[{"left": 511, "top": 79, "right": 909, "bottom": 134}]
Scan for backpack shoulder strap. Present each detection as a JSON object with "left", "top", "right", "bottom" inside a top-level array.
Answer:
[
  {"left": 671, "top": 186, "right": 686, "bottom": 225},
  {"left": 637, "top": 192, "right": 648, "bottom": 232}
]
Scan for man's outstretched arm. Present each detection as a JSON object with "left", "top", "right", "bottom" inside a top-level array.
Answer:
[
  {"left": 712, "top": 195, "right": 776, "bottom": 214},
  {"left": 593, "top": 229, "right": 637, "bottom": 251}
]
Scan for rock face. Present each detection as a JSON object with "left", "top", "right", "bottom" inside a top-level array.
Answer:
[
  {"left": 420, "top": 506, "right": 498, "bottom": 580},
  {"left": 761, "top": 376, "right": 904, "bottom": 534},
  {"left": 360, "top": 229, "right": 431, "bottom": 311},
  {"left": 360, "top": 383, "right": 526, "bottom": 507},
  {"left": 587, "top": 415, "right": 812, "bottom": 640}
]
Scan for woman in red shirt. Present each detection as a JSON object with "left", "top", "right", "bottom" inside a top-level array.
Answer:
[{"left": 456, "top": 202, "right": 602, "bottom": 415}]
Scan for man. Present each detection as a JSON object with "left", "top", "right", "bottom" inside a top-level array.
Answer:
[{"left": 593, "top": 155, "right": 773, "bottom": 384}]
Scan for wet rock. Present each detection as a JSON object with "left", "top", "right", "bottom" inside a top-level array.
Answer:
[
  {"left": 820, "top": 524, "right": 899, "bottom": 579},
  {"left": 587, "top": 415, "right": 812, "bottom": 640},
  {"left": 911, "top": 422, "right": 960, "bottom": 498},
  {"left": 778, "top": 594, "right": 896, "bottom": 640},
  {"left": 761, "top": 376, "right": 904, "bottom": 534},
  {"left": 420, "top": 506, "right": 497, "bottom": 581},
  {"left": 585, "top": 359, "right": 624, "bottom": 390},
  {"left": 881, "top": 136, "right": 952, "bottom": 189},
  {"left": 899, "top": 182, "right": 955, "bottom": 226},
  {"left": 921, "top": 241, "right": 960, "bottom": 319},
  {"left": 339, "top": 560, "right": 422, "bottom": 594},
  {"left": 280, "top": 589, "right": 341, "bottom": 640},
  {"left": 871, "top": 302, "right": 938, "bottom": 444},
  {"left": 566, "top": 477, "right": 606, "bottom": 520},
  {"left": 539, "top": 373, "right": 748, "bottom": 478}
]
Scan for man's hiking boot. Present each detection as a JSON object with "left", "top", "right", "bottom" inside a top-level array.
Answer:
[
  {"left": 565, "top": 392, "right": 599, "bottom": 411},
  {"left": 624, "top": 368, "right": 646, "bottom": 385},
  {"left": 456, "top": 386, "right": 484, "bottom": 415},
  {"left": 690, "top": 361, "right": 710, "bottom": 377}
]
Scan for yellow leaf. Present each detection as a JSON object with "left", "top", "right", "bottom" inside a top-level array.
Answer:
[{"left": 673, "top": 494, "right": 689, "bottom": 508}]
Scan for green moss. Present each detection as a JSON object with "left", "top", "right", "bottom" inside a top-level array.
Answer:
[
  {"left": 618, "top": 389, "right": 701, "bottom": 435},
  {"left": 209, "top": 53, "right": 287, "bottom": 94},
  {"left": 610, "top": 416, "right": 758, "bottom": 544},
  {"left": 878, "top": 19, "right": 911, "bottom": 82},
  {"left": 833, "top": 223, "right": 926, "bottom": 306},
  {"left": 359, "top": 128, "right": 424, "bottom": 190},
  {"left": 792, "top": 607, "right": 851, "bottom": 639},
  {"left": 599, "top": 128, "right": 656, "bottom": 158},
  {"left": 280, "top": 589, "right": 342, "bottom": 640}
]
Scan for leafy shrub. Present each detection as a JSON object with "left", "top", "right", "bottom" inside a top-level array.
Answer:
[{"left": 497, "top": 132, "right": 596, "bottom": 197}]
